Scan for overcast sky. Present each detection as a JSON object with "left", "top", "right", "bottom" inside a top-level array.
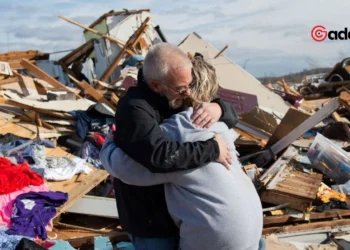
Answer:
[{"left": 0, "top": 0, "right": 349, "bottom": 77}]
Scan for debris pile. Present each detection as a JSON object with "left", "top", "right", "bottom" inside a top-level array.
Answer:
[{"left": 0, "top": 8, "right": 349, "bottom": 250}]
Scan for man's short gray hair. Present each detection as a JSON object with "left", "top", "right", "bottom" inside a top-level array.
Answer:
[{"left": 143, "top": 43, "right": 192, "bottom": 84}]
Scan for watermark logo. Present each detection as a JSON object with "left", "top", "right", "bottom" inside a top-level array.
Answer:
[
  {"left": 311, "top": 25, "right": 328, "bottom": 42},
  {"left": 311, "top": 26, "right": 350, "bottom": 42}
]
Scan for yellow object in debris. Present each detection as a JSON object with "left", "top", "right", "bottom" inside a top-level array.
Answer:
[{"left": 317, "top": 183, "right": 346, "bottom": 203}]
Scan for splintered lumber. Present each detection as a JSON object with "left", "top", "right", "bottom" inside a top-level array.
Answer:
[
  {"left": 0, "top": 77, "right": 19, "bottom": 86},
  {"left": 260, "top": 169, "right": 323, "bottom": 212},
  {"left": 282, "top": 79, "right": 300, "bottom": 96},
  {"left": 12, "top": 72, "right": 37, "bottom": 96},
  {"left": 99, "top": 17, "right": 151, "bottom": 82},
  {"left": 0, "top": 96, "right": 74, "bottom": 119},
  {"left": 2, "top": 91, "right": 90, "bottom": 112},
  {"left": 110, "top": 92, "right": 119, "bottom": 106},
  {"left": 33, "top": 79, "right": 48, "bottom": 95},
  {"left": 59, "top": 39, "right": 95, "bottom": 67},
  {"left": 0, "top": 117, "right": 61, "bottom": 139},
  {"left": 18, "top": 111, "right": 55, "bottom": 130},
  {"left": 264, "top": 209, "right": 350, "bottom": 226},
  {"left": 263, "top": 219, "right": 350, "bottom": 235},
  {"left": 68, "top": 74, "right": 116, "bottom": 111},
  {"left": 58, "top": 15, "right": 126, "bottom": 47},
  {"left": 0, "top": 51, "right": 49, "bottom": 62},
  {"left": 20, "top": 59, "right": 81, "bottom": 98},
  {"left": 9, "top": 60, "right": 35, "bottom": 70}
]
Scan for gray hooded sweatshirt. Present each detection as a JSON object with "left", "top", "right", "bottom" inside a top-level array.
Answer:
[{"left": 100, "top": 108, "right": 263, "bottom": 250}]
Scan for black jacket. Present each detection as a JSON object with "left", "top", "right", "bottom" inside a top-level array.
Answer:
[{"left": 113, "top": 69, "right": 238, "bottom": 237}]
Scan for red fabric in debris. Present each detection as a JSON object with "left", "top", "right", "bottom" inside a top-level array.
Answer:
[{"left": 0, "top": 157, "right": 44, "bottom": 195}]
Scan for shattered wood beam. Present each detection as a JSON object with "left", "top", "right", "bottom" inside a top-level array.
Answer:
[
  {"left": 9, "top": 60, "right": 35, "bottom": 70},
  {"left": 110, "top": 92, "right": 119, "bottom": 106},
  {"left": 0, "top": 51, "right": 49, "bottom": 61},
  {"left": 214, "top": 45, "right": 228, "bottom": 59},
  {"left": 263, "top": 218, "right": 350, "bottom": 235},
  {"left": 264, "top": 209, "right": 350, "bottom": 226},
  {"left": 20, "top": 59, "right": 81, "bottom": 99},
  {"left": 130, "top": 25, "right": 150, "bottom": 48},
  {"left": 99, "top": 17, "right": 151, "bottom": 82},
  {"left": 58, "top": 15, "right": 126, "bottom": 47},
  {"left": 93, "top": 79, "right": 118, "bottom": 90},
  {"left": 68, "top": 74, "right": 116, "bottom": 111},
  {"left": 0, "top": 77, "right": 19, "bottom": 86},
  {"left": 281, "top": 78, "right": 301, "bottom": 96},
  {"left": 33, "top": 79, "right": 48, "bottom": 95},
  {"left": 0, "top": 96, "right": 74, "bottom": 119},
  {"left": 58, "top": 39, "right": 95, "bottom": 67},
  {"left": 12, "top": 72, "right": 38, "bottom": 96}
]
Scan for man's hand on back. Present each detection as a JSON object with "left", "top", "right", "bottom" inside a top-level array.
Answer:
[
  {"left": 214, "top": 134, "right": 232, "bottom": 170},
  {"left": 191, "top": 103, "right": 222, "bottom": 128}
]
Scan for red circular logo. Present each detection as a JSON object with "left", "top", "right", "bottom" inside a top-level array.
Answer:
[{"left": 311, "top": 25, "right": 328, "bottom": 42}]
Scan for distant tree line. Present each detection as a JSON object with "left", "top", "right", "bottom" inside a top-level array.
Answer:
[{"left": 258, "top": 67, "right": 332, "bottom": 85}]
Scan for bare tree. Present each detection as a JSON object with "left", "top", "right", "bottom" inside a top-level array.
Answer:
[
  {"left": 338, "top": 50, "right": 347, "bottom": 61},
  {"left": 304, "top": 56, "right": 319, "bottom": 69}
]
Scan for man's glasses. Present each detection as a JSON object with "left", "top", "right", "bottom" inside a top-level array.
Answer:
[{"left": 156, "top": 81, "right": 195, "bottom": 96}]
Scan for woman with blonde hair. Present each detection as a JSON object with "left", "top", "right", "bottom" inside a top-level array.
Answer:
[{"left": 100, "top": 57, "right": 264, "bottom": 250}]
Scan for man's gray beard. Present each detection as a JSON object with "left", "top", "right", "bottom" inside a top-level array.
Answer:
[
  {"left": 160, "top": 90, "right": 184, "bottom": 109},
  {"left": 169, "top": 98, "right": 183, "bottom": 109}
]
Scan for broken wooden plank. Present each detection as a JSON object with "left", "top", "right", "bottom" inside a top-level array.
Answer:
[
  {"left": 0, "top": 96, "right": 75, "bottom": 119},
  {"left": 0, "top": 117, "right": 61, "bottom": 139},
  {"left": 99, "top": 17, "right": 151, "bottom": 82},
  {"left": 0, "top": 51, "right": 49, "bottom": 62},
  {"left": 93, "top": 79, "right": 119, "bottom": 90},
  {"left": 260, "top": 169, "right": 323, "bottom": 212},
  {"left": 2, "top": 91, "right": 91, "bottom": 112},
  {"left": 68, "top": 74, "right": 116, "bottom": 111},
  {"left": 20, "top": 59, "right": 81, "bottom": 98},
  {"left": 58, "top": 16, "right": 126, "bottom": 47},
  {"left": 9, "top": 60, "right": 36, "bottom": 70},
  {"left": 110, "top": 92, "right": 119, "bottom": 106},
  {"left": 12, "top": 72, "right": 38, "bottom": 96},
  {"left": 263, "top": 218, "right": 350, "bottom": 235},
  {"left": 0, "top": 76, "right": 19, "bottom": 86},
  {"left": 264, "top": 209, "right": 350, "bottom": 226},
  {"left": 260, "top": 190, "right": 315, "bottom": 212},
  {"left": 59, "top": 39, "right": 95, "bottom": 67}
]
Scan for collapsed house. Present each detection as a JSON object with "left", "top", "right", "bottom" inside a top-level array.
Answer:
[{"left": 0, "top": 8, "right": 349, "bottom": 250}]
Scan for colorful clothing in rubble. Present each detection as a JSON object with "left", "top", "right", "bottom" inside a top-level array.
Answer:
[
  {"left": 81, "top": 133, "right": 106, "bottom": 169},
  {"left": 0, "top": 134, "right": 28, "bottom": 145},
  {"left": 0, "top": 184, "right": 49, "bottom": 228},
  {"left": 6, "top": 191, "right": 68, "bottom": 240},
  {"left": 0, "top": 139, "right": 55, "bottom": 167},
  {"left": 0, "top": 229, "right": 34, "bottom": 250},
  {"left": 0, "top": 157, "right": 44, "bottom": 195},
  {"left": 29, "top": 144, "right": 92, "bottom": 181}
]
